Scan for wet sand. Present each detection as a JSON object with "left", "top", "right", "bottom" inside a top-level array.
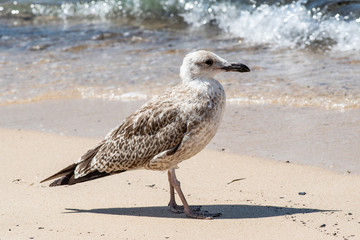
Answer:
[
  {"left": 1, "top": 128, "right": 359, "bottom": 240},
  {"left": 1, "top": 98, "right": 360, "bottom": 173}
]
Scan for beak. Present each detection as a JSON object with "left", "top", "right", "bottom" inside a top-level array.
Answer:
[{"left": 221, "top": 62, "right": 250, "bottom": 72}]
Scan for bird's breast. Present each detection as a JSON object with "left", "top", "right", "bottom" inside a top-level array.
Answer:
[
  {"left": 144, "top": 80, "right": 226, "bottom": 171},
  {"left": 176, "top": 82, "right": 226, "bottom": 160}
]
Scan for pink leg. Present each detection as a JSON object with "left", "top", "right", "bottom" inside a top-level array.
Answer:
[
  {"left": 167, "top": 169, "right": 221, "bottom": 219},
  {"left": 167, "top": 170, "right": 183, "bottom": 213}
]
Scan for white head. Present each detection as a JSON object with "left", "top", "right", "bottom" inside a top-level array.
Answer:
[{"left": 180, "top": 50, "right": 250, "bottom": 83}]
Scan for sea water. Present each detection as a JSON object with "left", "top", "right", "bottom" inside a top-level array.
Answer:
[{"left": 1, "top": 0, "right": 360, "bottom": 109}]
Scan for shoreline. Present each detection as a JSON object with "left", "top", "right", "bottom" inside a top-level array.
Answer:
[
  {"left": 1, "top": 128, "right": 359, "bottom": 239},
  {"left": 1, "top": 98, "right": 359, "bottom": 174}
]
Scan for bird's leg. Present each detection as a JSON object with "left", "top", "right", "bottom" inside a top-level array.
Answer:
[
  {"left": 167, "top": 170, "right": 201, "bottom": 213},
  {"left": 167, "top": 169, "right": 221, "bottom": 219},
  {"left": 167, "top": 170, "right": 183, "bottom": 213}
]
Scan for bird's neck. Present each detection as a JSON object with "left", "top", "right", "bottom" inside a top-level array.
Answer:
[
  {"left": 181, "top": 74, "right": 218, "bottom": 85},
  {"left": 182, "top": 77, "right": 217, "bottom": 88},
  {"left": 181, "top": 77, "right": 225, "bottom": 99}
]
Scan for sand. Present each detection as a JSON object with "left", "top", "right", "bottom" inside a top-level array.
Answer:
[{"left": 1, "top": 127, "right": 359, "bottom": 240}]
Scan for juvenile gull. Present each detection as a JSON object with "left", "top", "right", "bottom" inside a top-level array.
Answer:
[{"left": 41, "top": 50, "right": 250, "bottom": 219}]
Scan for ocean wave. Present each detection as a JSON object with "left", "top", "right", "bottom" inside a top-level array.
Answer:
[
  {"left": 0, "top": 0, "right": 359, "bottom": 51},
  {"left": 181, "top": 0, "right": 360, "bottom": 51}
]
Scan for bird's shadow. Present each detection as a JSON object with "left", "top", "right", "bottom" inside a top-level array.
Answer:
[{"left": 64, "top": 204, "right": 334, "bottom": 219}]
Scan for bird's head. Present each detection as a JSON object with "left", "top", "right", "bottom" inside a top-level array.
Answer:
[{"left": 180, "top": 50, "right": 250, "bottom": 83}]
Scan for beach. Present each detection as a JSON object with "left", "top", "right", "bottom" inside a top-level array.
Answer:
[
  {"left": 1, "top": 127, "right": 360, "bottom": 239},
  {"left": 1, "top": 0, "right": 360, "bottom": 238},
  {"left": 1, "top": 99, "right": 360, "bottom": 239}
]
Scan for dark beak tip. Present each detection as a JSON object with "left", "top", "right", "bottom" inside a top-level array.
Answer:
[
  {"left": 239, "top": 63, "right": 250, "bottom": 72},
  {"left": 243, "top": 65, "right": 251, "bottom": 72},
  {"left": 221, "top": 63, "right": 250, "bottom": 73}
]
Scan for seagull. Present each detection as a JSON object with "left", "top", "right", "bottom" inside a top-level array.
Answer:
[{"left": 41, "top": 50, "right": 250, "bottom": 219}]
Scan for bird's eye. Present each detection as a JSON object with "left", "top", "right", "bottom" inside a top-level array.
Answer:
[{"left": 205, "top": 59, "right": 213, "bottom": 66}]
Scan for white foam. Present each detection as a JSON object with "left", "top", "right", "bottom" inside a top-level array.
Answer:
[
  {"left": 78, "top": 87, "right": 148, "bottom": 102},
  {"left": 182, "top": 1, "right": 360, "bottom": 51},
  {"left": 29, "top": 0, "right": 360, "bottom": 51},
  {"left": 228, "top": 95, "right": 360, "bottom": 110}
]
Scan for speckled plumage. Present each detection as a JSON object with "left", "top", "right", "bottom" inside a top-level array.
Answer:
[
  {"left": 73, "top": 51, "right": 230, "bottom": 178},
  {"left": 76, "top": 79, "right": 225, "bottom": 177},
  {"left": 41, "top": 50, "right": 250, "bottom": 219}
]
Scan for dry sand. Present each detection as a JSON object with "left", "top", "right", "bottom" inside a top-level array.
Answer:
[{"left": 1, "top": 128, "right": 359, "bottom": 240}]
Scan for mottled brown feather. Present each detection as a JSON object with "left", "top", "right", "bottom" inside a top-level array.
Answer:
[{"left": 74, "top": 91, "right": 190, "bottom": 177}]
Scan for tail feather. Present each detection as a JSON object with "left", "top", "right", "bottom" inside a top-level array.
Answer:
[
  {"left": 47, "top": 168, "right": 126, "bottom": 187},
  {"left": 49, "top": 171, "right": 74, "bottom": 186},
  {"left": 40, "top": 163, "right": 77, "bottom": 184},
  {"left": 41, "top": 140, "right": 126, "bottom": 187}
]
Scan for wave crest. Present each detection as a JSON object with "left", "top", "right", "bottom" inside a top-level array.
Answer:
[
  {"left": 1, "top": 0, "right": 359, "bottom": 51},
  {"left": 182, "top": 0, "right": 360, "bottom": 51}
]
